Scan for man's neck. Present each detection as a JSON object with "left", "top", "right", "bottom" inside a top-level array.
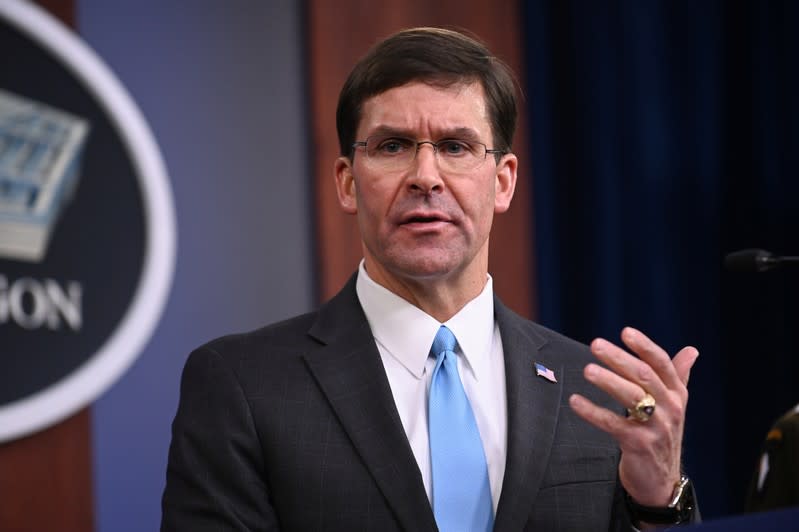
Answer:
[{"left": 362, "top": 261, "right": 488, "bottom": 322}]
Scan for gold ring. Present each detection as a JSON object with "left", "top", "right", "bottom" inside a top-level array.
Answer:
[{"left": 627, "top": 393, "right": 656, "bottom": 422}]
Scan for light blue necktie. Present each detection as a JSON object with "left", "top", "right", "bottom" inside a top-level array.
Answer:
[{"left": 428, "top": 325, "right": 493, "bottom": 532}]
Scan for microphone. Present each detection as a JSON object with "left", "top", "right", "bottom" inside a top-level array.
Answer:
[{"left": 723, "top": 248, "right": 799, "bottom": 273}]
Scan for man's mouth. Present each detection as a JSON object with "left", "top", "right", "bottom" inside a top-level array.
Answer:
[
  {"left": 399, "top": 210, "right": 452, "bottom": 225},
  {"left": 404, "top": 215, "right": 443, "bottom": 224}
]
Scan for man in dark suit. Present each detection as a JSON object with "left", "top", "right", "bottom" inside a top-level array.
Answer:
[
  {"left": 162, "top": 27, "right": 699, "bottom": 531},
  {"left": 745, "top": 403, "right": 799, "bottom": 512}
]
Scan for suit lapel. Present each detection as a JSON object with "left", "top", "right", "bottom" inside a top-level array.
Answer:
[
  {"left": 493, "top": 299, "right": 564, "bottom": 532},
  {"left": 303, "top": 277, "right": 436, "bottom": 532}
]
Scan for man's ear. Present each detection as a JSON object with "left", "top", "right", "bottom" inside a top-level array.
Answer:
[
  {"left": 335, "top": 157, "right": 357, "bottom": 214},
  {"left": 494, "top": 153, "right": 518, "bottom": 213}
]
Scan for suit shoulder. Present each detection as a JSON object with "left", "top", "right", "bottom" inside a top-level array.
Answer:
[
  {"left": 196, "top": 310, "right": 320, "bottom": 360},
  {"left": 529, "top": 320, "right": 591, "bottom": 353},
  {"left": 496, "top": 301, "right": 591, "bottom": 362}
]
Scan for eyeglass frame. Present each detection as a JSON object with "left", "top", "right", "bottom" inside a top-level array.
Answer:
[{"left": 350, "top": 136, "right": 508, "bottom": 171}]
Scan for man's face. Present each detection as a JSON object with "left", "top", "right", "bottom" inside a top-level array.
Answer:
[{"left": 335, "top": 81, "right": 517, "bottom": 292}]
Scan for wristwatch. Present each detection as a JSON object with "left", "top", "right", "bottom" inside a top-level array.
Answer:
[{"left": 626, "top": 475, "right": 695, "bottom": 525}]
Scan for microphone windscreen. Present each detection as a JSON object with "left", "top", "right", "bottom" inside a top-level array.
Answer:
[{"left": 723, "top": 248, "right": 772, "bottom": 272}]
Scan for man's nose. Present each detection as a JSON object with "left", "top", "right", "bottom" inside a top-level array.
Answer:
[{"left": 407, "top": 142, "right": 444, "bottom": 194}]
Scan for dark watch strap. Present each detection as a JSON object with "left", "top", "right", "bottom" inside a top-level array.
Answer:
[{"left": 625, "top": 476, "right": 695, "bottom": 525}]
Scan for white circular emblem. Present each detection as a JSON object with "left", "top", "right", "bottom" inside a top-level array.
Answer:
[{"left": 0, "top": 0, "right": 176, "bottom": 442}]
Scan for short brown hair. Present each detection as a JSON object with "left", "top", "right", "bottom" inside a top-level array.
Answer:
[{"left": 336, "top": 27, "right": 519, "bottom": 157}]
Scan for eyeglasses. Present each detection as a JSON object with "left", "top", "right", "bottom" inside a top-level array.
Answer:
[{"left": 351, "top": 136, "right": 506, "bottom": 174}]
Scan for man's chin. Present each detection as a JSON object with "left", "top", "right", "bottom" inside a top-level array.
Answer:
[{"left": 387, "top": 255, "right": 465, "bottom": 281}]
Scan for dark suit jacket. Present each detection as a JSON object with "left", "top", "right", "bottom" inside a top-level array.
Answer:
[{"left": 162, "top": 276, "right": 635, "bottom": 531}]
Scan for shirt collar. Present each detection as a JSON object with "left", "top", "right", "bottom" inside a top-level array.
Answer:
[{"left": 355, "top": 260, "right": 495, "bottom": 380}]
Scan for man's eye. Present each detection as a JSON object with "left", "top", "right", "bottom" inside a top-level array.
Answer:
[
  {"left": 375, "top": 138, "right": 412, "bottom": 155},
  {"left": 439, "top": 140, "right": 471, "bottom": 156}
]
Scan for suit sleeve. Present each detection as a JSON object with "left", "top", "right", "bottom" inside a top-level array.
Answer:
[{"left": 161, "top": 346, "right": 279, "bottom": 531}]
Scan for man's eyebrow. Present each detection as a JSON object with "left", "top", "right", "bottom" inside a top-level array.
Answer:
[
  {"left": 365, "top": 125, "right": 483, "bottom": 141},
  {"left": 437, "top": 127, "right": 482, "bottom": 142},
  {"left": 365, "top": 125, "right": 415, "bottom": 139}
]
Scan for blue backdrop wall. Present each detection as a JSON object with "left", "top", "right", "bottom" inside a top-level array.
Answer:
[{"left": 77, "top": 2, "right": 314, "bottom": 531}]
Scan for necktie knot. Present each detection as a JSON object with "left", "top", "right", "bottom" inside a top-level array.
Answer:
[{"left": 431, "top": 325, "right": 457, "bottom": 358}]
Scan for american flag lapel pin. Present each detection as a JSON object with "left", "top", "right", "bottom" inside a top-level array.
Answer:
[{"left": 534, "top": 362, "right": 557, "bottom": 383}]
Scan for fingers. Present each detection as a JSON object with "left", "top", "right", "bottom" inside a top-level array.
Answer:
[
  {"left": 583, "top": 363, "right": 648, "bottom": 412},
  {"left": 591, "top": 327, "right": 698, "bottom": 400},
  {"left": 590, "top": 336, "right": 669, "bottom": 402},
  {"left": 672, "top": 346, "right": 699, "bottom": 386},
  {"left": 569, "top": 393, "right": 638, "bottom": 440},
  {"left": 619, "top": 327, "right": 683, "bottom": 391}
]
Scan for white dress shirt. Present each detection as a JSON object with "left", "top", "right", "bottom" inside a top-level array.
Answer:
[{"left": 355, "top": 261, "right": 508, "bottom": 512}]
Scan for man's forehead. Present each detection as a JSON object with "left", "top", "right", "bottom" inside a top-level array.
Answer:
[{"left": 357, "top": 81, "right": 490, "bottom": 137}]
